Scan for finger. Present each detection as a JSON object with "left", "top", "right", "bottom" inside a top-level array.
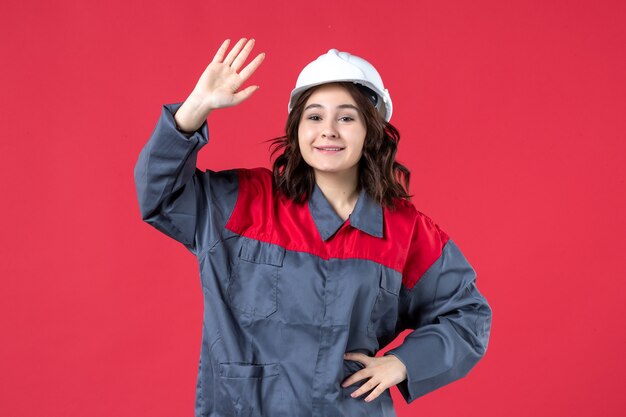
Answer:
[
  {"left": 341, "top": 375, "right": 353, "bottom": 388},
  {"left": 223, "top": 37, "right": 248, "bottom": 66},
  {"left": 211, "top": 39, "right": 230, "bottom": 63},
  {"left": 231, "top": 38, "right": 255, "bottom": 72},
  {"left": 231, "top": 85, "right": 260, "bottom": 106},
  {"left": 345, "top": 352, "right": 366, "bottom": 360},
  {"left": 345, "top": 352, "right": 372, "bottom": 366},
  {"left": 350, "top": 378, "right": 377, "bottom": 398},
  {"left": 238, "top": 52, "right": 265, "bottom": 83},
  {"left": 364, "top": 384, "right": 386, "bottom": 403},
  {"left": 341, "top": 368, "right": 369, "bottom": 388}
]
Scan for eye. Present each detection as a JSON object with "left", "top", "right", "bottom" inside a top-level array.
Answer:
[
  {"left": 339, "top": 116, "right": 355, "bottom": 122},
  {"left": 307, "top": 115, "right": 321, "bottom": 121}
]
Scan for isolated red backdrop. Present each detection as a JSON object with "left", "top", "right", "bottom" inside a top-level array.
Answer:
[{"left": 1, "top": 1, "right": 625, "bottom": 416}]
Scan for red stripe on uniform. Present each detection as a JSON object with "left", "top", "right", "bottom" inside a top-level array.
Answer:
[{"left": 225, "top": 167, "right": 448, "bottom": 289}]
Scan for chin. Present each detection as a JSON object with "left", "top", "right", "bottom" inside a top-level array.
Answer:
[{"left": 313, "top": 165, "right": 356, "bottom": 175}]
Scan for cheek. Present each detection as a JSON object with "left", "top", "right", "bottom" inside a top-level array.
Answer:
[
  {"left": 297, "top": 130, "right": 311, "bottom": 160},
  {"left": 298, "top": 124, "right": 313, "bottom": 139},
  {"left": 351, "top": 131, "right": 367, "bottom": 155},
  {"left": 298, "top": 126, "right": 316, "bottom": 148},
  {"left": 297, "top": 131, "right": 305, "bottom": 152}
]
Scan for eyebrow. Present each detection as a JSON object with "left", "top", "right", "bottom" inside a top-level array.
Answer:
[{"left": 303, "top": 103, "right": 360, "bottom": 112}]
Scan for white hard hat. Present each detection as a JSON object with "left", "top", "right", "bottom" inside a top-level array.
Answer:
[{"left": 288, "top": 49, "right": 393, "bottom": 122}]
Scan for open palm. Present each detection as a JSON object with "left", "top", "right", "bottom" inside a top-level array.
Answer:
[{"left": 193, "top": 38, "right": 265, "bottom": 110}]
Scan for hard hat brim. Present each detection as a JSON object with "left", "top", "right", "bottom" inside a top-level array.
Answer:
[{"left": 288, "top": 79, "right": 393, "bottom": 122}]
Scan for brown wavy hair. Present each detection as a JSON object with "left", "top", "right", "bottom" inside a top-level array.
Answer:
[{"left": 265, "top": 81, "right": 412, "bottom": 210}]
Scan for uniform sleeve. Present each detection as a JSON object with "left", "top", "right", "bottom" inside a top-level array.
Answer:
[
  {"left": 133, "top": 102, "right": 239, "bottom": 256},
  {"left": 383, "top": 214, "right": 492, "bottom": 403}
]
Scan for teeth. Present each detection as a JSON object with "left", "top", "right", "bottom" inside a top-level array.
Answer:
[{"left": 319, "top": 148, "right": 342, "bottom": 151}]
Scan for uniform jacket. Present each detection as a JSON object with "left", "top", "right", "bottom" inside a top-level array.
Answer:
[{"left": 133, "top": 102, "right": 492, "bottom": 417}]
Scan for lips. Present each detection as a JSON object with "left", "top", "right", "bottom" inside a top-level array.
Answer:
[{"left": 315, "top": 146, "right": 345, "bottom": 151}]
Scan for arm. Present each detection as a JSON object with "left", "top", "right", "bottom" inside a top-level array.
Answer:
[
  {"left": 383, "top": 216, "right": 492, "bottom": 403},
  {"left": 133, "top": 38, "right": 265, "bottom": 255},
  {"left": 133, "top": 102, "right": 219, "bottom": 254}
]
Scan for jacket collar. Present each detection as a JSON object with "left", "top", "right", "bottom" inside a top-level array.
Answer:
[{"left": 308, "top": 182, "right": 384, "bottom": 241}]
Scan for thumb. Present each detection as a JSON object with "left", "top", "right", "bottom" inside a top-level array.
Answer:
[
  {"left": 232, "top": 85, "right": 260, "bottom": 106},
  {"left": 345, "top": 352, "right": 370, "bottom": 363}
]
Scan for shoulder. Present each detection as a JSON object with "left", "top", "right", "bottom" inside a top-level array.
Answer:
[
  {"left": 388, "top": 198, "right": 449, "bottom": 244},
  {"left": 414, "top": 208, "right": 450, "bottom": 246},
  {"left": 225, "top": 167, "right": 289, "bottom": 239},
  {"left": 395, "top": 199, "right": 451, "bottom": 289},
  {"left": 236, "top": 167, "right": 273, "bottom": 188},
  {"left": 231, "top": 167, "right": 276, "bottom": 206}
]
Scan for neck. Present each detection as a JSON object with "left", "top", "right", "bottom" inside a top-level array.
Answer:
[{"left": 314, "top": 168, "right": 360, "bottom": 210}]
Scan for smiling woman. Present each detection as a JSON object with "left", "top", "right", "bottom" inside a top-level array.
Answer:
[
  {"left": 270, "top": 79, "right": 411, "bottom": 211},
  {"left": 298, "top": 83, "right": 367, "bottom": 209},
  {"left": 134, "top": 38, "right": 492, "bottom": 417}
]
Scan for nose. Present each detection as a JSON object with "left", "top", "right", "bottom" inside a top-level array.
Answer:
[{"left": 321, "top": 120, "right": 338, "bottom": 138}]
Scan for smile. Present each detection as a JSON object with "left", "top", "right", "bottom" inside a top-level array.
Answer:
[{"left": 315, "top": 147, "right": 345, "bottom": 153}]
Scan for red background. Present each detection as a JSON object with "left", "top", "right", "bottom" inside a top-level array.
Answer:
[{"left": 1, "top": 1, "right": 625, "bottom": 416}]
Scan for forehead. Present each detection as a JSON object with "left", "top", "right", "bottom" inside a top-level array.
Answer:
[{"left": 304, "top": 83, "right": 357, "bottom": 107}]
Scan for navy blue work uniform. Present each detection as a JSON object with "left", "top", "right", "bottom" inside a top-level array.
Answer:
[{"left": 133, "top": 102, "right": 492, "bottom": 417}]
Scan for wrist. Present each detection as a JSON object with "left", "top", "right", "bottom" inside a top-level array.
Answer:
[
  {"left": 187, "top": 90, "right": 216, "bottom": 115},
  {"left": 175, "top": 95, "right": 210, "bottom": 133}
]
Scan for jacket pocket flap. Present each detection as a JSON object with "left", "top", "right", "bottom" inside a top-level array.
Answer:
[
  {"left": 238, "top": 238, "right": 286, "bottom": 267},
  {"left": 380, "top": 267, "right": 401, "bottom": 295},
  {"left": 218, "top": 362, "right": 280, "bottom": 378}
]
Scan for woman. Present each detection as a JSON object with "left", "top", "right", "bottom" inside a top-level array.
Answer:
[{"left": 134, "top": 38, "right": 491, "bottom": 417}]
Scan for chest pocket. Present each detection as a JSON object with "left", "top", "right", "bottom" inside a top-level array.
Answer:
[
  {"left": 227, "top": 238, "right": 286, "bottom": 318},
  {"left": 367, "top": 267, "right": 401, "bottom": 340}
]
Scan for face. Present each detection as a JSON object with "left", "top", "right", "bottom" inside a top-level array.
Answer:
[{"left": 297, "top": 83, "right": 367, "bottom": 182}]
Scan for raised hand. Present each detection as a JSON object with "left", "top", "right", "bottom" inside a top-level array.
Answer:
[
  {"left": 175, "top": 38, "right": 265, "bottom": 132},
  {"left": 193, "top": 38, "right": 265, "bottom": 110}
]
